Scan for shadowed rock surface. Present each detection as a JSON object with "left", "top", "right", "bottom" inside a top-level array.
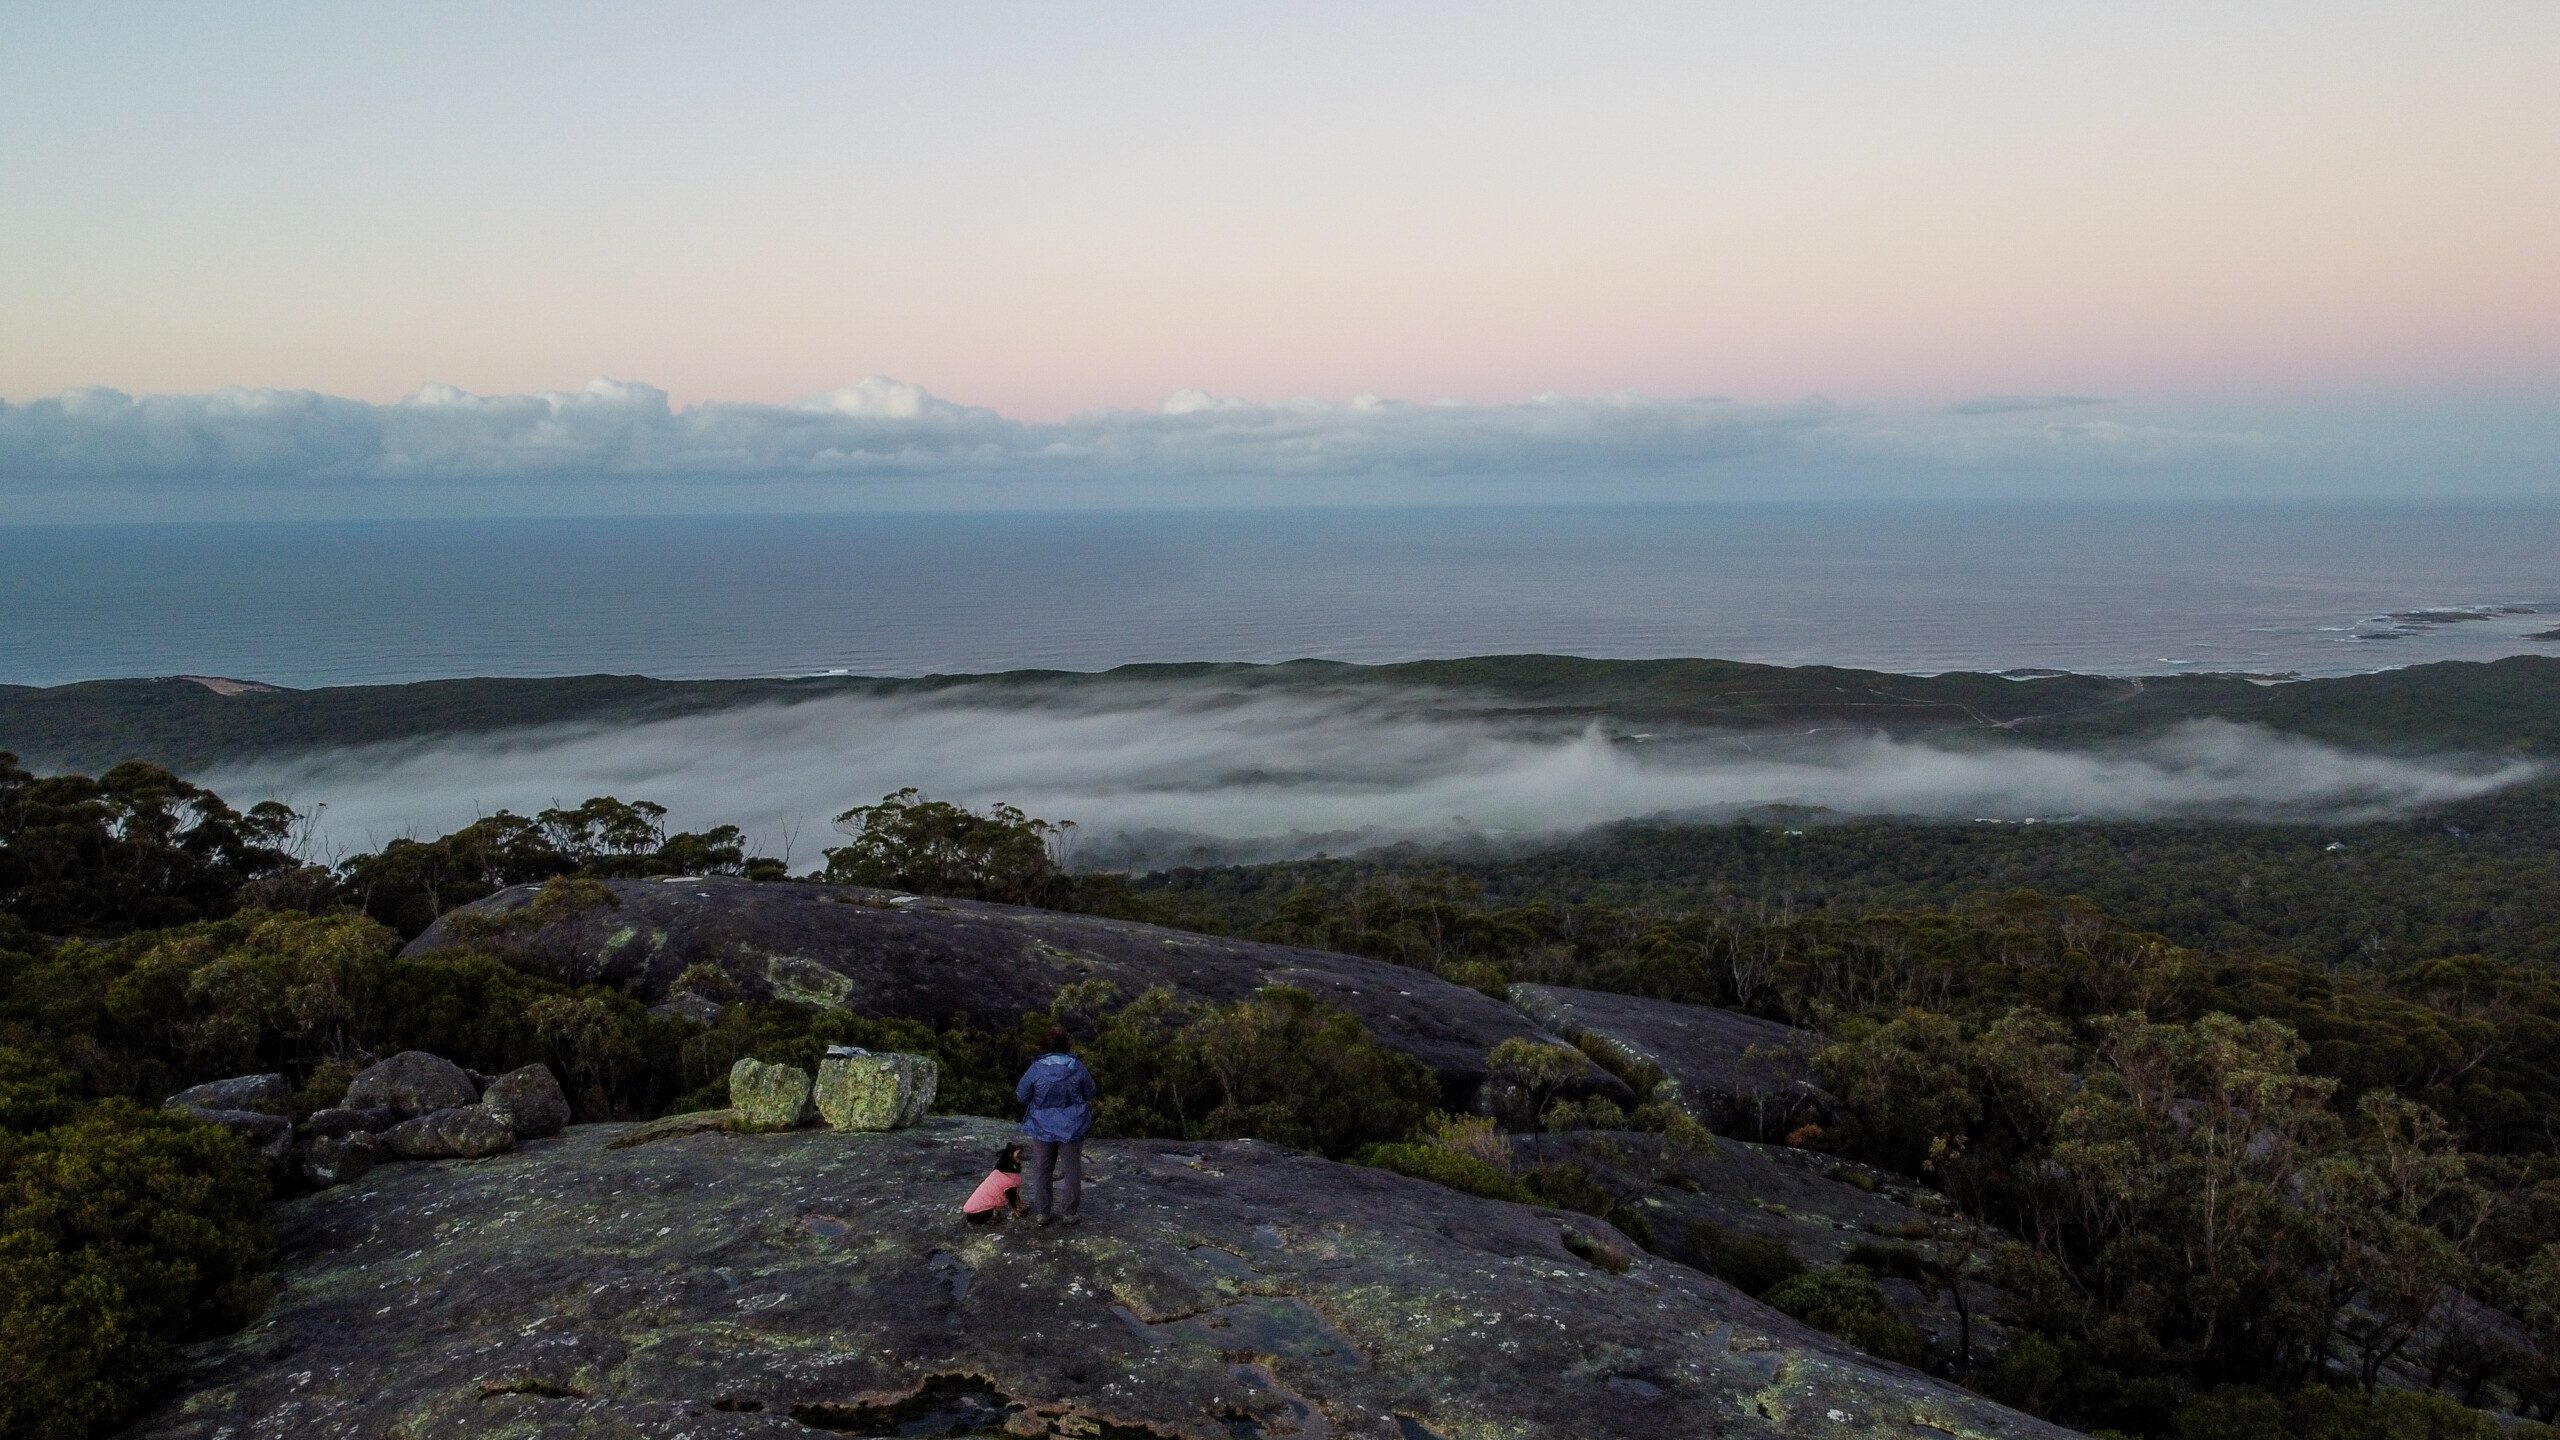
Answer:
[
  {"left": 1509, "top": 984, "right": 1831, "bottom": 1140},
  {"left": 165, "top": 1073, "right": 289, "bottom": 1114},
  {"left": 1529, "top": 1131, "right": 1950, "bottom": 1274},
  {"left": 299, "top": 1106, "right": 394, "bottom": 1139},
  {"left": 408, "top": 877, "right": 1624, "bottom": 1106},
  {"left": 1526, "top": 1130, "right": 2012, "bottom": 1362},
  {"left": 293, "top": 1131, "right": 383, "bottom": 1188},
  {"left": 132, "top": 1118, "right": 2078, "bottom": 1440},
  {"left": 483, "top": 1063, "right": 573, "bottom": 1139},
  {"left": 380, "top": 1102, "right": 514, "bottom": 1160}
]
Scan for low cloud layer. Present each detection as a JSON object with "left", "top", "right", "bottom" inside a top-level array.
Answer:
[
  {"left": 1, "top": 376, "right": 2404, "bottom": 523},
  {"left": 10, "top": 376, "right": 2544, "bottom": 518},
  {"left": 205, "top": 686, "right": 2540, "bottom": 870},
  {"left": 0, "top": 379, "right": 1834, "bottom": 488}
]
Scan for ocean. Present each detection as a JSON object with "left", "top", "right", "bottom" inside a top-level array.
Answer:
[{"left": 3, "top": 500, "right": 2554, "bottom": 688}]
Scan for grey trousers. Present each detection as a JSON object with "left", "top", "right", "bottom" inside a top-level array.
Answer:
[{"left": 1026, "top": 1139, "right": 1083, "bottom": 1218}]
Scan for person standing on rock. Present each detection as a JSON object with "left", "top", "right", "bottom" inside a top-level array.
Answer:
[{"left": 1014, "top": 1028, "right": 1097, "bottom": 1227}]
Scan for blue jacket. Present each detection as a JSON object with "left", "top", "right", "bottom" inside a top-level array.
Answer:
[{"left": 1016, "top": 1051, "right": 1097, "bottom": 1143}]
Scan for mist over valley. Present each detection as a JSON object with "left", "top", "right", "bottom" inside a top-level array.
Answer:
[{"left": 192, "top": 678, "right": 2541, "bottom": 870}]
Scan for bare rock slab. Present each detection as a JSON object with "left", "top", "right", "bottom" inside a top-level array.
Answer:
[
  {"left": 815, "top": 1051, "right": 938, "bottom": 1131},
  {"left": 129, "top": 1118, "right": 2083, "bottom": 1440},
  {"left": 408, "top": 876, "right": 1625, "bottom": 1108},
  {"left": 1510, "top": 982, "right": 1833, "bottom": 1140}
]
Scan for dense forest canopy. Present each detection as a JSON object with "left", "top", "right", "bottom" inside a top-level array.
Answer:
[{"left": 1141, "top": 776, "right": 2560, "bottom": 972}]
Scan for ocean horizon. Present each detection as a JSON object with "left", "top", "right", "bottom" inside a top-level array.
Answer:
[{"left": 5, "top": 498, "right": 2555, "bottom": 689}]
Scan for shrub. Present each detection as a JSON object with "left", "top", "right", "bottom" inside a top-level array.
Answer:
[
  {"left": 0, "top": 1102, "right": 274, "bottom": 1440},
  {"left": 1517, "top": 1163, "right": 1656, "bottom": 1249},
  {"left": 2171, "top": 1384, "right": 2523, "bottom": 1440},
  {"left": 1088, "top": 986, "right": 1440, "bottom": 1158},
  {"left": 0, "top": 1047, "right": 76, "bottom": 1133},
  {"left": 1439, "top": 959, "right": 1510, "bottom": 999},
  {"left": 1542, "top": 1094, "right": 1630, "bottom": 1132},
  {"left": 1762, "top": 1264, "right": 1928, "bottom": 1366},
  {"left": 1357, "top": 1142, "right": 1533, "bottom": 1203},
  {"left": 1571, "top": 1032, "right": 1666, "bottom": 1103},
  {"left": 1687, "top": 1221, "right": 1806, "bottom": 1297},
  {"left": 671, "top": 963, "right": 736, "bottom": 1002},
  {"left": 1421, "top": 1111, "right": 1515, "bottom": 1172},
  {"left": 1488, "top": 1036, "right": 1588, "bottom": 1131}
]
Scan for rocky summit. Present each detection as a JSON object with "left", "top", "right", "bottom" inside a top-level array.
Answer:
[
  {"left": 407, "top": 877, "right": 1625, "bottom": 1106},
  {"left": 133, "top": 1119, "right": 2076, "bottom": 1440}
]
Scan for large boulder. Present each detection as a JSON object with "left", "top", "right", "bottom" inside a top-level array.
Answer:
[
  {"left": 815, "top": 1051, "right": 939, "bottom": 1131},
  {"left": 295, "top": 1131, "right": 385, "bottom": 1189},
  {"left": 126, "top": 1118, "right": 2082, "bottom": 1440},
  {"left": 343, "top": 1051, "right": 479, "bottom": 1120},
  {"left": 165, "top": 1073, "right": 289, "bottom": 1114},
  {"left": 1510, "top": 983, "right": 1833, "bottom": 1141},
  {"left": 381, "top": 1103, "right": 516, "bottom": 1160},
  {"left": 727, "top": 1058, "right": 813, "bottom": 1131},
  {"left": 180, "top": 1107, "right": 293, "bottom": 1171},
  {"left": 647, "top": 991, "right": 724, "bottom": 1027},
  {"left": 407, "top": 876, "right": 1625, "bottom": 1109},
  {"left": 480, "top": 1064, "right": 572, "bottom": 1139}
]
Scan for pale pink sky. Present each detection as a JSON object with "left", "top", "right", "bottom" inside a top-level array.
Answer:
[{"left": 2, "top": 3, "right": 2556, "bottom": 418}]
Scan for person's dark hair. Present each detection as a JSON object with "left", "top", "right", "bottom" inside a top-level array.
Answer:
[{"left": 1038, "top": 1026, "right": 1073, "bottom": 1054}]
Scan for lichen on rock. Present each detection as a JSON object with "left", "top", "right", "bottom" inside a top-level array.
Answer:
[
  {"left": 815, "top": 1051, "right": 939, "bottom": 1131},
  {"left": 728, "top": 1057, "right": 814, "bottom": 1131}
]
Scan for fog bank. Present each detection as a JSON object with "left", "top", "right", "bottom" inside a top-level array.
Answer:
[{"left": 205, "top": 686, "right": 2542, "bottom": 869}]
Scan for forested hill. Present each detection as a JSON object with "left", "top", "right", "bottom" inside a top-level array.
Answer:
[{"left": 6, "top": 653, "right": 2557, "bottom": 774}]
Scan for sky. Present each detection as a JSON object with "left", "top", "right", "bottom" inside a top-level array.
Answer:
[{"left": 2, "top": 2, "right": 2556, "bottom": 520}]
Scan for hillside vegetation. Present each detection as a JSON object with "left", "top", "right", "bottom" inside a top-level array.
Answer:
[{"left": 1145, "top": 777, "right": 2560, "bottom": 971}]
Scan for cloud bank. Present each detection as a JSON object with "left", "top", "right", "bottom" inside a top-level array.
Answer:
[
  {"left": 206, "top": 686, "right": 2539, "bottom": 870},
  {"left": 11, "top": 378, "right": 2543, "bottom": 518},
  {"left": 0, "top": 379, "right": 1834, "bottom": 488}
]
